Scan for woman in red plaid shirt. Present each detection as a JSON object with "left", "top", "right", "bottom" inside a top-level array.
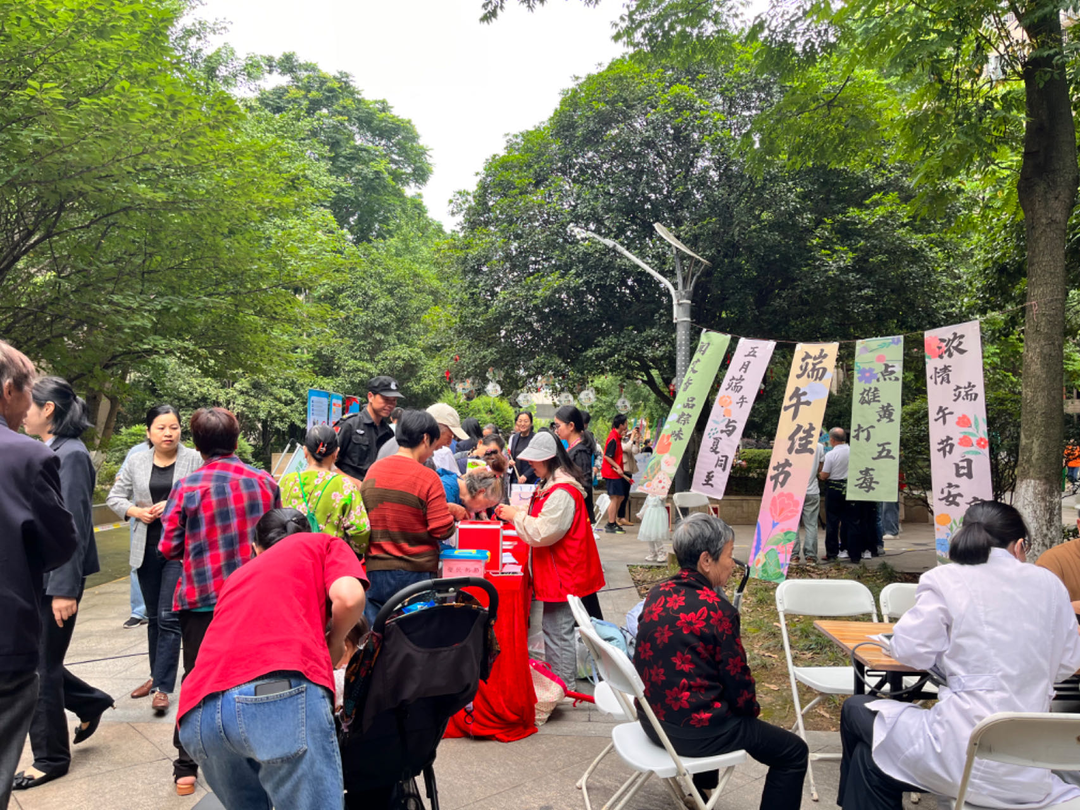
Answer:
[
  {"left": 159, "top": 407, "right": 280, "bottom": 796},
  {"left": 633, "top": 513, "right": 807, "bottom": 809}
]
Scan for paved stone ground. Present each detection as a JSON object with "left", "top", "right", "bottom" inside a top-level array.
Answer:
[{"left": 9, "top": 515, "right": 950, "bottom": 809}]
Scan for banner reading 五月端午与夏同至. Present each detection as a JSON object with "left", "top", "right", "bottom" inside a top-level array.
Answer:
[
  {"left": 639, "top": 331, "right": 731, "bottom": 500},
  {"left": 749, "top": 343, "right": 839, "bottom": 582},
  {"left": 925, "top": 321, "right": 993, "bottom": 560},
  {"left": 847, "top": 337, "right": 903, "bottom": 502},
  {"left": 691, "top": 338, "right": 775, "bottom": 500}
]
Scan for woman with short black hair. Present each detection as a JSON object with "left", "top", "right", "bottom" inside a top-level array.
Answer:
[
  {"left": 839, "top": 501, "right": 1080, "bottom": 809},
  {"left": 360, "top": 410, "right": 456, "bottom": 624},
  {"left": 107, "top": 405, "right": 202, "bottom": 715},
  {"left": 15, "top": 378, "right": 114, "bottom": 791}
]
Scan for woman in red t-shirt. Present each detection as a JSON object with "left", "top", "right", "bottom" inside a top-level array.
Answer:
[
  {"left": 176, "top": 509, "right": 368, "bottom": 810},
  {"left": 495, "top": 431, "right": 605, "bottom": 688}
]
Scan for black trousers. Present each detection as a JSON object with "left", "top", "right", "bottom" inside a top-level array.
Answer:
[
  {"left": 174, "top": 610, "right": 214, "bottom": 780},
  {"left": 847, "top": 501, "right": 880, "bottom": 560},
  {"left": 824, "top": 482, "right": 849, "bottom": 559},
  {"left": 29, "top": 586, "right": 113, "bottom": 773},
  {"left": 136, "top": 547, "right": 182, "bottom": 693},
  {"left": 839, "top": 696, "right": 921, "bottom": 809},
  {"left": 0, "top": 670, "right": 38, "bottom": 807},
  {"left": 643, "top": 716, "right": 808, "bottom": 810}
]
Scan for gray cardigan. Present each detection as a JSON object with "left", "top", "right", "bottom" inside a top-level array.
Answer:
[{"left": 107, "top": 444, "right": 202, "bottom": 568}]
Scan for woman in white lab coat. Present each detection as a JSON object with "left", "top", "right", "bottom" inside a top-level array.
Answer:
[{"left": 839, "top": 500, "right": 1080, "bottom": 809}]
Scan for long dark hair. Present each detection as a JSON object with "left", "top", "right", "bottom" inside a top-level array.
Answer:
[
  {"left": 554, "top": 405, "right": 584, "bottom": 433},
  {"left": 539, "top": 428, "right": 589, "bottom": 489},
  {"left": 949, "top": 500, "right": 1029, "bottom": 565},
  {"left": 32, "top": 376, "right": 92, "bottom": 438},
  {"left": 145, "top": 404, "right": 181, "bottom": 447}
]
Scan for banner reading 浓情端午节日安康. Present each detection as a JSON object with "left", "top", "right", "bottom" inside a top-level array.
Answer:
[
  {"left": 749, "top": 343, "right": 839, "bottom": 582},
  {"left": 638, "top": 331, "right": 731, "bottom": 500},
  {"left": 925, "top": 321, "right": 993, "bottom": 560},
  {"left": 847, "top": 337, "right": 903, "bottom": 502},
  {"left": 691, "top": 338, "right": 775, "bottom": 500}
]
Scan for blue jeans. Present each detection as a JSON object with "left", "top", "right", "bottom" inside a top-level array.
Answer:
[
  {"left": 879, "top": 501, "right": 900, "bottom": 538},
  {"left": 363, "top": 570, "right": 433, "bottom": 626},
  {"left": 178, "top": 674, "right": 343, "bottom": 810},
  {"left": 129, "top": 568, "right": 146, "bottom": 620}
]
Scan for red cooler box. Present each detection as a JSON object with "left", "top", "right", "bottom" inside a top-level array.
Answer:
[{"left": 457, "top": 520, "right": 502, "bottom": 575}]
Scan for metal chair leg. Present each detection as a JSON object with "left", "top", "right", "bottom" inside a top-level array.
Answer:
[{"left": 578, "top": 741, "right": 615, "bottom": 810}]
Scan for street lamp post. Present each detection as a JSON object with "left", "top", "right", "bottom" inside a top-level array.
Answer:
[{"left": 569, "top": 223, "right": 711, "bottom": 390}]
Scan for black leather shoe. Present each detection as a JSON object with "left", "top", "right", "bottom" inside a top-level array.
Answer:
[
  {"left": 12, "top": 769, "right": 66, "bottom": 790},
  {"left": 73, "top": 703, "right": 114, "bottom": 744}
]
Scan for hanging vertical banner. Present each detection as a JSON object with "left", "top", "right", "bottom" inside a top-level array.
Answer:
[
  {"left": 692, "top": 338, "right": 776, "bottom": 499},
  {"left": 925, "top": 321, "right": 993, "bottom": 560},
  {"left": 639, "top": 332, "right": 731, "bottom": 499},
  {"left": 847, "top": 336, "right": 904, "bottom": 502},
  {"left": 749, "top": 343, "right": 839, "bottom": 582}
]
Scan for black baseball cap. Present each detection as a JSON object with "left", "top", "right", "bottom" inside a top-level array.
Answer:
[{"left": 367, "top": 376, "right": 404, "bottom": 399}]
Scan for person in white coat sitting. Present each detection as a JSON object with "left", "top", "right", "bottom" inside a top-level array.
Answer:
[{"left": 839, "top": 500, "right": 1080, "bottom": 809}]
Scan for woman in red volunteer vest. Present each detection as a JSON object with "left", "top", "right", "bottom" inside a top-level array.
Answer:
[{"left": 495, "top": 430, "right": 604, "bottom": 688}]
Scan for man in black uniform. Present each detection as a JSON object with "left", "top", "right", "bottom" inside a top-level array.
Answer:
[{"left": 335, "top": 376, "right": 402, "bottom": 481}]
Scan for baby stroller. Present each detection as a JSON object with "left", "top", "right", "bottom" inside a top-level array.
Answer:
[{"left": 339, "top": 577, "right": 499, "bottom": 810}]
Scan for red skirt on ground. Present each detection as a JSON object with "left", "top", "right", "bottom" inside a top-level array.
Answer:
[{"left": 444, "top": 572, "right": 537, "bottom": 742}]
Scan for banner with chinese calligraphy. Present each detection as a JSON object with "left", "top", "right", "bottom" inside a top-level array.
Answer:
[
  {"left": 749, "top": 343, "right": 839, "bottom": 582},
  {"left": 639, "top": 331, "right": 731, "bottom": 499},
  {"left": 692, "top": 338, "right": 776, "bottom": 499},
  {"left": 847, "top": 337, "right": 903, "bottom": 502},
  {"left": 925, "top": 321, "right": 993, "bottom": 560}
]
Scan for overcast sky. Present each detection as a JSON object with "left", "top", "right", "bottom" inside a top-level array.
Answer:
[{"left": 198, "top": 0, "right": 628, "bottom": 229}]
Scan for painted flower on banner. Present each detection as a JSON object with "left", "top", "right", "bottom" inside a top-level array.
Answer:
[
  {"left": 958, "top": 436, "right": 973, "bottom": 448},
  {"left": 718, "top": 395, "right": 732, "bottom": 407},
  {"left": 977, "top": 437, "right": 989, "bottom": 449},
  {"left": 769, "top": 491, "right": 802, "bottom": 524},
  {"left": 956, "top": 414, "right": 972, "bottom": 428},
  {"left": 891, "top": 337, "right": 902, "bottom": 345},
  {"left": 958, "top": 415, "right": 990, "bottom": 457},
  {"left": 857, "top": 366, "right": 879, "bottom": 384},
  {"left": 925, "top": 335, "right": 944, "bottom": 359}
]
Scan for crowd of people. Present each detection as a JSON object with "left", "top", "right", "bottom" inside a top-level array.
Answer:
[
  {"left": 8, "top": 329, "right": 1080, "bottom": 810},
  {"left": 0, "top": 339, "right": 624, "bottom": 808}
]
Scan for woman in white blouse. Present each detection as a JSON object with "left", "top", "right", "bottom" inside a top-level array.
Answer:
[{"left": 839, "top": 500, "right": 1080, "bottom": 809}]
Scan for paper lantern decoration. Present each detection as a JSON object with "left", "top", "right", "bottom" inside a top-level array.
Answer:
[
  {"left": 485, "top": 382, "right": 502, "bottom": 397},
  {"left": 616, "top": 397, "right": 632, "bottom": 414},
  {"left": 517, "top": 392, "right": 533, "bottom": 408},
  {"left": 557, "top": 392, "right": 574, "bottom": 406},
  {"left": 578, "top": 388, "right": 596, "bottom": 406}
]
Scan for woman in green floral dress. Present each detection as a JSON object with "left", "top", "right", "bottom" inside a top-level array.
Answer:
[{"left": 279, "top": 425, "right": 371, "bottom": 555}]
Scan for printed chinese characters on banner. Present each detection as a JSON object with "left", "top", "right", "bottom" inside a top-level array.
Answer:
[
  {"left": 639, "top": 332, "right": 731, "bottom": 500},
  {"left": 925, "top": 321, "right": 993, "bottom": 559},
  {"left": 749, "top": 343, "right": 839, "bottom": 582},
  {"left": 692, "top": 338, "right": 776, "bottom": 499},
  {"left": 847, "top": 337, "right": 903, "bottom": 502}
]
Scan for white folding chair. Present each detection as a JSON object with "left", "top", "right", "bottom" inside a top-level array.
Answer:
[
  {"left": 567, "top": 595, "right": 637, "bottom": 810},
  {"left": 672, "top": 491, "right": 710, "bottom": 521},
  {"left": 580, "top": 621, "right": 746, "bottom": 810},
  {"left": 944, "top": 712, "right": 1080, "bottom": 809},
  {"left": 879, "top": 582, "right": 918, "bottom": 620},
  {"left": 775, "top": 578, "right": 878, "bottom": 801}
]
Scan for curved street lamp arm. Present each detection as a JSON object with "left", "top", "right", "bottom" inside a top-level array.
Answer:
[{"left": 569, "top": 226, "right": 679, "bottom": 323}]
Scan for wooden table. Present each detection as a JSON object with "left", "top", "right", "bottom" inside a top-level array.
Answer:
[{"left": 814, "top": 620, "right": 935, "bottom": 700}]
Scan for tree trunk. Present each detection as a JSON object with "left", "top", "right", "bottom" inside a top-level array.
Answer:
[{"left": 1013, "top": 8, "right": 1077, "bottom": 558}]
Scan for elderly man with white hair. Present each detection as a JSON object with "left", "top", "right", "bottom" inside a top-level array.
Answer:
[
  {"left": 0, "top": 341, "right": 77, "bottom": 802},
  {"left": 632, "top": 513, "right": 808, "bottom": 810}
]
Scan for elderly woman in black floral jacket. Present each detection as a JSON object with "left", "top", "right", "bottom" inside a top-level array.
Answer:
[{"left": 633, "top": 513, "right": 808, "bottom": 810}]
